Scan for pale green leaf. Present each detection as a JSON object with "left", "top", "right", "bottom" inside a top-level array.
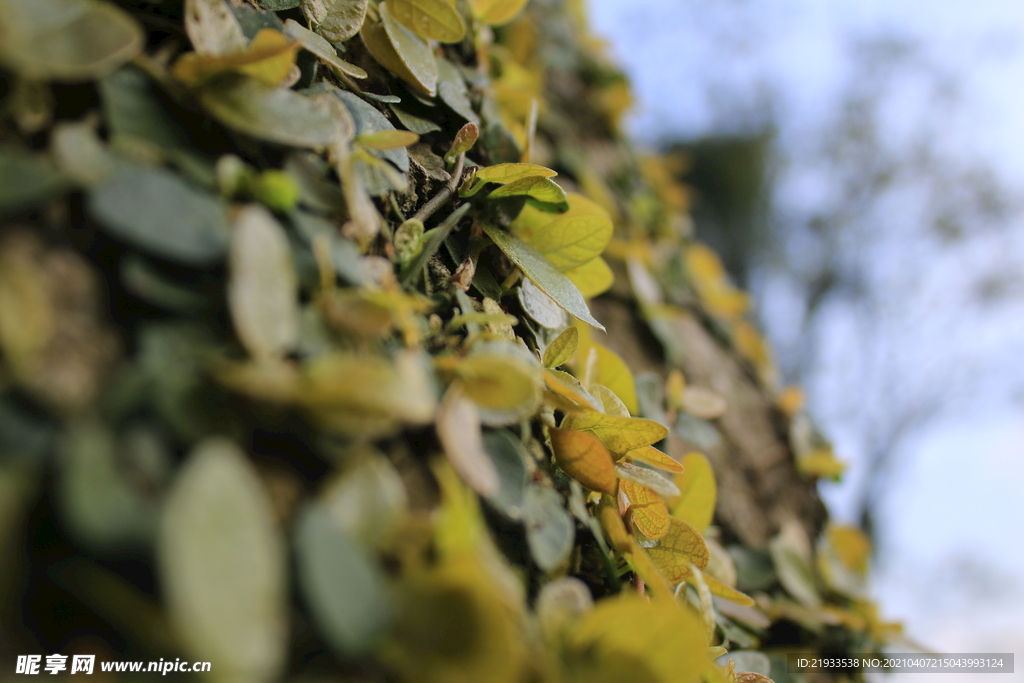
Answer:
[
  {"left": 481, "top": 223, "right": 604, "bottom": 330},
  {"left": 390, "top": 0, "right": 466, "bottom": 43},
  {"left": 159, "top": 438, "right": 287, "bottom": 682}
]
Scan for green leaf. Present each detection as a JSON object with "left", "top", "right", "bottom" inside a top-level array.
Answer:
[
  {"left": 510, "top": 193, "right": 613, "bottom": 271},
  {"left": 524, "top": 485, "right": 574, "bottom": 572},
  {"left": 159, "top": 438, "right": 288, "bottom": 682},
  {"left": 57, "top": 420, "right": 157, "bottom": 552},
  {"left": 0, "top": 0, "right": 144, "bottom": 81},
  {"left": 88, "top": 165, "right": 230, "bottom": 266},
  {"left": 488, "top": 176, "right": 567, "bottom": 207},
  {"left": 481, "top": 430, "right": 529, "bottom": 519},
  {"left": 389, "top": 0, "right": 466, "bottom": 43},
  {"left": 470, "top": 0, "right": 529, "bottom": 26},
  {"left": 284, "top": 18, "right": 368, "bottom": 79},
  {"left": 332, "top": 89, "right": 410, "bottom": 171},
  {"left": 437, "top": 57, "right": 479, "bottom": 123},
  {"left": 228, "top": 205, "right": 300, "bottom": 360},
  {"left": 518, "top": 277, "right": 567, "bottom": 329},
  {"left": 542, "top": 326, "right": 579, "bottom": 368},
  {"left": 0, "top": 144, "right": 69, "bottom": 215},
  {"left": 390, "top": 104, "right": 443, "bottom": 134},
  {"left": 481, "top": 224, "right": 604, "bottom": 331},
  {"left": 378, "top": 1, "right": 438, "bottom": 97},
  {"left": 199, "top": 75, "right": 346, "bottom": 148},
  {"left": 259, "top": 0, "right": 301, "bottom": 9},
  {"left": 319, "top": 453, "right": 408, "bottom": 549},
  {"left": 295, "top": 503, "right": 393, "bottom": 656},
  {"left": 301, "top": 0, "right": 369, "bottom": 43},
  {"left": 475, "top": 163, "right": 557, "bottom": 184}
]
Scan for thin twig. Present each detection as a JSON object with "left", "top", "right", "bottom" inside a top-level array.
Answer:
[{"left": 411, "top": 152, "right": 465, "bottom": 224}]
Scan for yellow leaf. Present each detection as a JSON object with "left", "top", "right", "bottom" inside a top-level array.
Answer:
[
  {"left": 385, "top": 550, "right": 526, "bottom": 683},
  {"left": 695, "top": 571, "right": 755, "bottom": 607},
  {"left": 573, "top": 325, "right": 639, "bottom": 414},
  {"left": 475, "top": 162, "right": 557, "bottom": 184},
  {"left": 389, "top": 0, "right": 467, "bottom": 43},
  {"left": 436, "top": 385, "right": 499, "bottom": 497},
  {"left": 542, "top": 368, "right": 602, "bottom": 412},
  {"left": 590, "top": 384, "right": 629, "bottom": 418},
  {"left": 172, "top": 28, "right": 299, "bottom": 86},
  {"left": 561, "top": 410, "right": 667, "bottom": 455},
  {"left": 828, "top": 525, "right": 871, "bottom": 574},
  {"left": 565, "top": 256, "right": 614, "bottom": 298},
  {"left": 670, "top": 452, "right": 716, "bottom": 531},
  {"left": 797, "top": 447, "right": 847, "bottom": 479},
  {"left": 596, "top": 500, "right": 632, "bottom": 553},
  {"left": 564, "top": 594, "right": 712, "bottom": 683},
  {"left": 542, "top": 326, "right": 579, "bottom": 368},
  {"left": 510, "top": 193, "right": 613, "bottom": 271},
  {"left": 626, "top": 445, "right": 684, "bottom": 473},
  {"left": 549, "top": 428, "right": 617, "bottom": 495},
  {"left": 776, "top": 384, "right": 805, "bottom": 417},
  {"left": 470, "top": 0, "right": 531, "bottom": 26},
  {"left": 356, "top": 129, "right": 420, "bottom": 150},
  {"left": 453, "top": 346, "right": 541, "bottom": 426},
  {"left": 298, "top": 350, "right": 436, "bottom": 437},
  {"left": 621, "top": 480, "right": 669, "bottom": 540},
  {"left": 647, "top": 516, "right": 709, "bottom": 584}
]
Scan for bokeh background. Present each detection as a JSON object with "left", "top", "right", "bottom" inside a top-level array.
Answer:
[{"left": 585, "top": 0, "right": 1024, "bottom": 679}]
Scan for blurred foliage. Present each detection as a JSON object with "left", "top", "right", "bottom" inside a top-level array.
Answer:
[{"left": 0, "top": 0, "right": 899, "bottom": 681}]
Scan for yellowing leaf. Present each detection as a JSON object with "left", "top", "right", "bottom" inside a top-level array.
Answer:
[
  {"left": 670, "top": 452, "right": 716, "bottom": 531},
  {"left": 646, "top": 516, "right": 709, "bottom": 584},
  {"left": 489, "top": 176, "right": 567, "bottom": 205},
  {"left": 626, "top": 445, "right": 684, "bottom": 473},
  {"left": 470, "top": 0, "right": 530, "bottom": 26},
  {"left": 542, "top": 368, "right": 603, "bottom": 413},
  {"left": 453, "top": 346, "right": 541, "bottom": 426},
  {"left": 172, "top": 29, "right": 300, "bottom": 86},
  {"left": 510, "top": 193, "right": 613, "bottom": 271},
  {"left": 389, "top": 0, "right": 467, "bottom": 43},
  {"left": 356, "top": 129, "right": 420, "bottom": 150},
  {"left": 776, "top": 384, "right": 805, "bottom": 417},
  {"left": 298, "top": 350, "right": 436, "bottom": 437},
  {"left": 590, "top": 384, "right": 629, "bottom": 418},
  {"left": 565, "top": 256, "right": 614, "bottom": 298},
  {"left": 697, "top": 572, "right": 754, "bottom": 607},
  {"left": 560, "top": 410, "right": 667, "bottom": 455},
  {"left": 475, "top": 163, "right": 557, "bottom": 184},
  {"left": 481, "top": 223, "right": 604, "bottom": 330},
  {"left": 385, "top": 551, "right": 526, "bottom": 683},
  {"left": 436, "top": 385, "right": 499, "bottom": 497},
  {"left": 549, "top": 428, "right": 617, "bottom": 495},
  {"left": 621, "top": 480, "right": 668, "bottom": 540},
  {"left": 362, "top": 4, "right": 437, "bottom": 97},
  {"left": 574, "top": 326, "right": 639, "bottom": 414},
  {"left": 564, "top": 594, "right": 712, "bottom": 683},
  {"left": 542, "top": 326, "right": 579, "bottom": 368}
]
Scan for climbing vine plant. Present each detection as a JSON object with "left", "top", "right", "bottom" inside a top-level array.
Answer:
[{"left": 0, "top": 0, "right": 899, "bottom": 681}]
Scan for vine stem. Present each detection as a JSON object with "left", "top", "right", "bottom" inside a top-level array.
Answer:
[{"left": 411, "top": 152, "right": 466, "bottom": 224}]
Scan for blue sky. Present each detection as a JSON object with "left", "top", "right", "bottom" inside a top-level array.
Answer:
[{"left": 587, "top": 0, "right": 1024, "bottom": 674}]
